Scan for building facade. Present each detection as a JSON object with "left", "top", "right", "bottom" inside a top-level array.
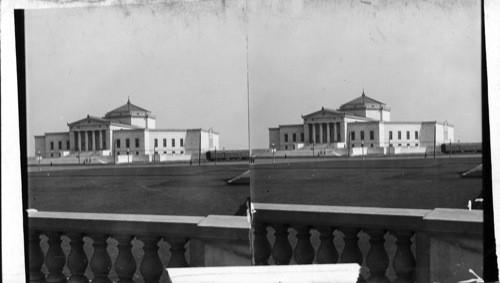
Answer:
[
  {"left": 34, "top": 99, "right": 219, "bottom": 160},
  {"left": 269, "top": 92, "right": 454, "bottom": 154}
]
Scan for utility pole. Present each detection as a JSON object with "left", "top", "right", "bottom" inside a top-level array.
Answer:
[
  {"left": 199, "top": 130, "right": 202, "bottom": 166},
  {"left": 433, "top": 122, "right": 437, "bottom": 159}
]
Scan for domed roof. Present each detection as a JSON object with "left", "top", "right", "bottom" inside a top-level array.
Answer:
[
  {"left": 339, "top": 91, "right": 386, "bottom": 110},
  {"left": 104, "top": 98, "right": 151, "bottom": 118}
]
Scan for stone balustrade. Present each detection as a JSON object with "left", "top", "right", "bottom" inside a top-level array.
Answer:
[
  {"left": 28, "top": 211, "right": 251, "bottom": 283},
  {"left": 252, "top": 203, "right": 483, "bottom": 283}
]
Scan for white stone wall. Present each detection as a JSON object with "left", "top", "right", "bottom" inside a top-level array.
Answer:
[
  {"left": 148, "top": 129, "right": 190, "bottom": 155},
  {"left": 278, "top": 125, "right": 304, "bottom": 150},
  {"left": 269, "top": 128, "right": 280, "bottom": 149},
  {"left": 113, "top": 129, "right": 146, "bottom": 156},
  {"left": 382, "top": 122, "right": 423, "bottom": 148},
  {"left": 346, "top": 122, "right": 381, "bottom": 148},
  {"left": 34, "top": 136, "right": 46, "bottom": 157},
  {"left": 44, "top": 132, "right": 70, "bottom": 158}
]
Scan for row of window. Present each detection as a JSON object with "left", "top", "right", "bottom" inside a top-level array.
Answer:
[
  {"left": 388, "top": 131, "right": 419, "bottom": 140},
  {"left": 284, "top": 133, "right": 305, "bottom": 143},
  {"left": 351, "top": 143, "right": 419, "bottom": 148},
  {"left": 50, "top": 141, "right": 70, "bottom": 151},
  {"left": 117, "top": 150, "right": 184, "bottom": 156},
  {"left": 350, "top": 130, "right": 419, "bottom": 141},
  {"left": 116, "top": 138, "right": 184, "bottom": 149}
]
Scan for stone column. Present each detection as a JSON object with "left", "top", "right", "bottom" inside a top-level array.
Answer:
[
  {"left": 72, "top": 132, "right": 80, "bottom": 151},
  {"left": 84, "top": 131, "right": 89, "bottom": 151},
  {"left": 94, "top": 130, "right": 98, "bottom": 151},
  {"left": 102, "top": 130, "right": 107, "bottom": 150},
  {"left": 80, "top": 131, "right": 85, "bottom": 152},
  {"left": 326, "top": 123, "right": 331, "bottom": 144},
  {"left": 319, "top": 123, "right": 323, "bottom": 144},
  {"left": 312, "top": 124, "right": 316, "bottom": 144},
  {"left": 333, "top": 123, "right": 338, "bottom": 142},
  {"left": 99, "top": 130, "right": 103, "bottom": 150}
]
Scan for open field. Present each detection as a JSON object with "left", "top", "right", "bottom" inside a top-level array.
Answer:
[
  {"left": 251, "top": 156, "right": 483, "bottom": 209},
  {"left": 28, "top": 164, "right": 250, "bottom": 216}
]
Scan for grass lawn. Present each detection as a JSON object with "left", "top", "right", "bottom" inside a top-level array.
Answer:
[
  {"left": 28, "top": 164, "right": 250, "bottom": 216},
  {"left": 251, "top": 156, "right": 483, "bottom": 209}
]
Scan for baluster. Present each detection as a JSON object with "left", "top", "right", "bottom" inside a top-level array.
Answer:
[
  {"left": 293, "top": 226, "right": 315, "bottom": 264},
  {"left": 271, "top": 224, "right": 293, "bottom": 265},
  {"left": 90, "top": 234, "right": 111, "bottom": 283},
  {"left": 29, "top": 231, "right": 45, "bottom": 283},
  {"left": 392, "top": 230, "right": 416, "bottom": 283},
  {"left": 67, "top": 232, "right": 89, "bottom": 283},
  {"left": 253, "top": 223, "right": 271, "bottom": 265},
  {"left": 365, "top": 229, "right": 389, "bottom": 283},
  {"left": 114, "top": 234, "right": 136, "bottom": 283},
  {"left": 45, "top": 231, "right": 67, "bottom": 283},
  {"left": 340, "top": 228, "right": 362, "bottom": 265},
  {"left": 139, "top": 236, "right": 164, "bottom": 283},
  {"left": 316, "top": 227, "right": 338, "bottom": 264},
  {"left": 165, "top": 237, "right": 189, "bottom": 267}
]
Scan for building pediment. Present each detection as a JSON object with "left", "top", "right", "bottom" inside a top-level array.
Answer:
[
  {"left": 302, "top": 107, "right": 346, "bottom": 119},
  {"left": 68, "top": 115, "right": 111, "bottom": 128}
]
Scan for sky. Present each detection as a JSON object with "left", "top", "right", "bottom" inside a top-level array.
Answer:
[{"left": 25, "top": 0, "right": 481, "bottom": 156}]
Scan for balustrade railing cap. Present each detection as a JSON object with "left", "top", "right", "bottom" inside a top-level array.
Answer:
[
  {"left": 198, "top": 215, "right": 250, "bottom": 229},
  {"left": 28, "top": 210, "right": 205, "bottom": 224},
  {"left": 422, "top": 208, "right": 483, "bottom": 235}
]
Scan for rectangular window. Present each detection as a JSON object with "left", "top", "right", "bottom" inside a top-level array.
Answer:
[
  {"left": 58, "top": 141, "right": 62, "bottom": 150},
  {"left": 154, "top": 139, "right": 158, "bottom": 147},
  {"left": 407, "top": 143, "right": 410, "bottom": 147},
  {"left": 301, "top": 133, "right": 304, "bottom": 142},
  {"left": 416, "top": 143, "right": 419, "bottom": 147},
  {"left": 172, "top": 138, "right": 175, "bottom": 147},
  {"left": 67, "top": 141, "right": 70, "bottom": 150},
  {"left": 293, "top": 133, "right": 296, "bottom": 142},
  {"left": 370, "top": 144, "right": 374, "bottom": 148},
  {"left": 180, "top": 138, "right": 184, "bottom": 147},
  {"left": 285, "top": 134, "right": 288, "bottom": 142},
  {"left": 351, "top": 131, "right": 355, "bottom": 141},
  {"left": 126, "top": 138, "right": 130, "bottom": 148},
  {"left": 370, "top": 131, "right": 374, "bottom": 140},
  {"left": 117, "top": 139, "right": 121, "bottom": 148},
  {"left": 163, "top": 138, "right": 167, "bottom": 147},
  {"left": 415, "top": 131, "right": 419, "bottom": 139},
  {"left": 398, "top": 131, "right": 401, "bottom": 140},
  {"left": 360, "top": 131, "right": 365, "bottom": 140},
  {"left": 406, "top": 131, "right": 410, "bottom": 140},
  {"left": 389, "top": 131, "right": 393, "bottom": 140},
  {"left": 50, "top": 141, "right": 54, "bottom": 150},
  {"left": 136, "top": 138, "right": 140, "bottom": 148}
]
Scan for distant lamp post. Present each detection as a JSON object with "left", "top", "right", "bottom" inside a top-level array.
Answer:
[
  {"left": 449, "top": 139, "right": 452, "bottom": 158},
  {"left": 38, "top": 151, "right": 41, "bottom": 171},
  {"left": 272, "top": 143, "right": 275, "bottom": 163},
  {"left": 127, "top": 149, "right": 130, "bottom": 164},
  {"left": 312, "top": 142, "right": 315, "bottom": 157},
  {"left": 153, "top": 146, "right": 156, "bottom": 163},
  {"left": 78, "top": 150, "right": 81, "bottom": 165}
]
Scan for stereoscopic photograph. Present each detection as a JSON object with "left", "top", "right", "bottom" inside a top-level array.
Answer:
[{"left": 7, "top": 0, "right": 491, "bottom": 282}]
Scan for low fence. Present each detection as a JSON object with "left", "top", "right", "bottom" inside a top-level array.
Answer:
[
  {"left": 28, "top": 204, "right": 483, "bottom": 282},
  {"left": 252, "top": 203, "right": 483, "bottom": 283},
  {"left": 28, "top": 211, "right": 250, "bottom": 282}
]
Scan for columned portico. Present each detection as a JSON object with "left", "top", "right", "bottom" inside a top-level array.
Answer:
[
  {"left": 312, "top": 124, "right": 316, "bottom": 144},
  {"left": 319, "top": 123, "right": 323, "bottom": 144}
]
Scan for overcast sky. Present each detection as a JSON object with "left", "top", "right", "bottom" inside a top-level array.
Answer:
[{"left": 25, "top": 0, "right": 481, "bottom": 156}]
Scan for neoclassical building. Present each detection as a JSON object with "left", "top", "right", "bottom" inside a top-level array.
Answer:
[
  {"left": 269, "top": 92, "right": 454, "bottom": 155},
  {"left": 35, "top": 99, "right": 219, "bottom": 161}
]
